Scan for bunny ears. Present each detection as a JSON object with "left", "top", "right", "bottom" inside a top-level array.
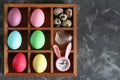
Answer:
[{"left": 53, "top": 42, "right": 72, "bottom": 58}]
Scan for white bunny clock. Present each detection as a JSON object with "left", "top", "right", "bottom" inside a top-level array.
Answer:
[{"left": 53, "top": 42, "right": 72, "bottom": 72}]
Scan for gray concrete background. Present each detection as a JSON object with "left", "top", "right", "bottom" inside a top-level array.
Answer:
[{"left": 1, "top": 0, "right": 120, "bottom": 80}]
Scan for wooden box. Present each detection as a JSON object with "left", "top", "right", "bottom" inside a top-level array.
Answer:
[{"left": 4, "top": 4, "right": 77, "bottom": 76}]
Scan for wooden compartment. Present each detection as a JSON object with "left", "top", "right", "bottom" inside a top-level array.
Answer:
[
  {"left": 8, "top": 30, "right": 28, "bottom": 50},
  {"left": 8, "top": 52, "right": 28, "bottom": 73},
  {"left": 30, "top": 30, "right": 51, "bottom": 50},
  {"left": 30, "top": 8, "right": 51, "bottom": 28},
  {"left": 4, "top": 4, "right": 77, "bottom": 76},
  {"left": 53, "top": 8, "right": 73, "bottom": 28},
  {"left": 8, "top": 7, "right": 28, "bottom": 28},
  {"left": 53, "top": 52, "right": 73, "bottom": 73},
  {"left": 53, "top": 30, "right": 74, "bottom": 50},
  {"left": 30, "top": 53, "right": 51, "bottom": 73}
]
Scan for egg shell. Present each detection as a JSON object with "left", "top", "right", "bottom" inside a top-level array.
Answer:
[
  {"left": 30, "top": 30, "right": 45, "bottom": 49},
  {"left": 8, "top": 8, "right": 22, "bottom": 27},
  {"left": 33, "top": 54, "right": 47, "bottom": 73},
  {"left": 7, "top": 30, "right": 22, "bottom": 50},
  {"left": 30, "top": 9, "right": 45, "bottom": 27},
  {"left": 12, "top": 52, "right": 27, "bottom": 72}
]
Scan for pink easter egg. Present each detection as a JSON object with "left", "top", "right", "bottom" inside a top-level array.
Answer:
[{"left": 30, "top": 9, "right": 45, "bottom": 27}]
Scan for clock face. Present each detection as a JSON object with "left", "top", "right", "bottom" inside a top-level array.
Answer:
[{"left": 56, "top": 58, "right": 70, "bottom": 71}]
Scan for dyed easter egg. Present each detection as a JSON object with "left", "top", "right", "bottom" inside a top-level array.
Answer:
[
  {"left": 7, "top": 30, "right": 22, "bottom": 50},
  {"left": 30, "top": 9, "right": 45, "bottom": 27},
  {"left": 32, "top": 54, "right": 47, "bottom": 73},
  {"left": 8, "top": 8, "right": 22, "bottom": 26},
  {"left": 12, "top": 52, "right": 27, "bottom": 72},
  {"left": 30, "top": 30, "right": 45, "bottom": 49}
]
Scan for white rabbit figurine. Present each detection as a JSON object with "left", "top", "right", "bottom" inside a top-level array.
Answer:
[{"left": 53, "top": 42, "right": 72, "bottom": 72}]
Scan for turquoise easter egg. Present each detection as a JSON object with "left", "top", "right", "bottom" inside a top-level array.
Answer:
[{"left": 7, "top": 30, "right": 22, "bottom": 50}]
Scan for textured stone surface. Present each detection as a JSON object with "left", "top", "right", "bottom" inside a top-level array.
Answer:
[{"left": 1, "top": 0, "right": 120, "bottom": 80}]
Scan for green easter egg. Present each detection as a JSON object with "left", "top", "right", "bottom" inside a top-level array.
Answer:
[
  {"left": 32, "top": 54, "right": 47, "bottom": 73},
  {"left": 30, "top": 30, "right": 45, "bottom": 49}
]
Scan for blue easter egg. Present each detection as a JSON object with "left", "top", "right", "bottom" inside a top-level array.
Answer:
[{"left": 7, "top": 30, "right": 22, "bottom": 50}]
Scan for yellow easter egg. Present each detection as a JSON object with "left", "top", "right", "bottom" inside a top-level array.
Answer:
[{"left": 32, "top": 54, "right": 47, "bottom": 73}]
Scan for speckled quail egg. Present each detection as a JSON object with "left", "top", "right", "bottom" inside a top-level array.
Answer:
[
  {"left": 62, "top": 19, "right": 72, "bottom": 27},
  {"left": 54, "top": 18, "right": 61, "bottom": 27},
  {"left": 65, "top": 9, "right": 73, "bottom": 18},
  {"left": 59, "top": 13, "right": 67, "bottom": 21},
  {"left": 54, "top": 8, "right": 63, "bottom": 16}
]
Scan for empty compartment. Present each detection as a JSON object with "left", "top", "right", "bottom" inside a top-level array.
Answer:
[
  {"left": 30, "top": 53, "right": 51, "bottom": 73},
  {"left": 53, "top": 52, "right": 73, "bottom": 73},
  {"left": 7, "top": 7, "right": 28, "bottom": 27},
  {"left": 53, "top": 8, "right": 73, "bottom": 28},
  {"left": 53, "top": 30, "right": 73, "bottom": 50},
  {"left": 30, "top": 30, "right": 51, "bottom": 50},
  {"left": 8, "top": 52, "right": 28, "bottom": 73},
  {"left": 30, "top": 8, "right": 51, "bottom": 28},
  {"left": 7, "top": 30, "right": 28, "bottom": 50}
]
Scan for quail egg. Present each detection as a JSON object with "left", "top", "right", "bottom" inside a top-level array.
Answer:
[
  {"left": 54, "top": 8, "right": 63, "bottom": 16},
  {"left": 65, "top": 9, "right": 73, "bottom": 18},
  {"left": 62, "top": 19, "right": 72, "bottom": 27},
  {"left": 54, "top": 18, "right": 61, "bottom": 27},
  {"left": 59, "top": 13, "right": 67, "bottom": 21}
]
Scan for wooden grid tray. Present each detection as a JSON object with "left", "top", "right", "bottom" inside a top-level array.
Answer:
[{"left": 4, "top": 4, "right": 77, "bottom": 76}]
